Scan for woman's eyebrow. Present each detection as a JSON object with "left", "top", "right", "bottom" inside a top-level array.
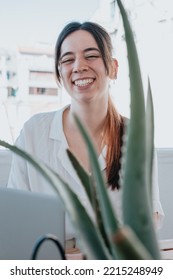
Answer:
[
  {"left": 60, "top": 52, "right": 73, "bottom": 61},
  {"left": 84, "top": 47, "right": 100, "bottom": 53}
]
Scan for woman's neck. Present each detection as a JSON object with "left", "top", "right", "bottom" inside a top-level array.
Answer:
[{"left": 68, "top": 98, "right": 108, "bottom": 137}]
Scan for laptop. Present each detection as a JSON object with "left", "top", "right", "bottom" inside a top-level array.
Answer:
[{"left": 0, "top": 187, "right": 65, "bottom": 260}]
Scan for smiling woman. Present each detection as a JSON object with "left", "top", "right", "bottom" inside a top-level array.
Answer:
[
  {"left": 7, "top": 21, "right": 164, "bottom": 255},
  {"left": 54, "top": 22, "right": 121, "bottom": 187}
]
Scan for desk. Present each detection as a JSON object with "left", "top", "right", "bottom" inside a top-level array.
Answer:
[
  {"left": 66, "top": 240, "right": 173, "bottom": 260},
  {"left": 159, "top": 239, "right": 173, "bottom": 259}
]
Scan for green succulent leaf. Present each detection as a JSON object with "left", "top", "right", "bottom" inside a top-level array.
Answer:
[
  {"left": 117, "top": 0, "right": 160, "bottom": 259},
  {"left": 73, "top": 114, "right": 120, "bottom": 259},
  {"left": 146, "top": 77, "right": 154, "bottom": 203},
  {"left": 113, "top": 226, "right": 153, "bottom": 260},
  {"left": 0, "top": 140, "right": 111, "bottom": 260},
  {"left": 66, "top": 149, "right": 92, "bottom": 202},
  {"left": 67, "top": 148, "right": 112, "bottom": 255}
]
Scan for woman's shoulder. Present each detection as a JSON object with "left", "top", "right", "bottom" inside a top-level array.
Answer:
[
  {"left": 21, "top": 112, "right": 54, "bottom": 136},
  {"left": 16, "top": 106, "right": 67, "bottom": 147},
  {"left": 23, "top": 106, "right": 66, "bottom": 130},
  {"left": 27, "top": 110, "right": 56, "bottom": 125}
]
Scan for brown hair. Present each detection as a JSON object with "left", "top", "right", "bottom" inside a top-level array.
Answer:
[
  {"left": 55, "top": 21, "right": 124, "bottom": 189},
  {"left": 104, "top": 96, "right": 124, "bottom": 190}
]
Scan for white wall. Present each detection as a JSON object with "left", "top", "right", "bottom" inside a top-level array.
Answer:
[
  {"left": 110, "top": 0, "right": 173, "bottom": 148},
  {"left": 157, "top": 148, "right": 173, "bottom": 240}
]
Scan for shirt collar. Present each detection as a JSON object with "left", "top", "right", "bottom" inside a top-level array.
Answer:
[
  {"left": 98, "top": 145, "right": 107, "bottom": 171},
  {"left": 49, "top": 104, "right": 106, "bottom": 171},
  {"left": 49, "top": 105, "right": 69, "bottom": 141}
]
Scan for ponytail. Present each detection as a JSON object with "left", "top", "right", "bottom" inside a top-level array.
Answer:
[{"left": 104, "top": 95, "right": 124, "bottom": 190}]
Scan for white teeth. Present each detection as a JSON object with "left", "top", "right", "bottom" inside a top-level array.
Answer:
[{"left": 74, "top": 78, "right": 94, "bottom": 87}]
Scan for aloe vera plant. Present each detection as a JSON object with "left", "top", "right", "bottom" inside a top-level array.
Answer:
[
  {"left": 117, "top": 0, "right": 160, "bottom": 259},
  {"left": 0, "top": 0, "right": 161, "bottom": 259}
]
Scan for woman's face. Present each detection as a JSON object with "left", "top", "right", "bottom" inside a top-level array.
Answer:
[{"left": 58, "top": 30, "right": 112, "bottom": 103}]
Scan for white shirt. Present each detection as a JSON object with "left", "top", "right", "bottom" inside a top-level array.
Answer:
[{"left": 7, "top": 106, "right": 164, "bottom": 240}]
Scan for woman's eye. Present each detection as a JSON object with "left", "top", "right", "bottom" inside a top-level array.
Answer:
[
  {"left": 86, "top": 55, "right": 100, "bottom": 60},
  {"left": 61, "top": 58, "right": 74, "bottom": 64}
]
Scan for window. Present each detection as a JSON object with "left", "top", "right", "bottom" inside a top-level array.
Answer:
[{"left": 29, "top": 87, "right": 58, "bottom": 96}]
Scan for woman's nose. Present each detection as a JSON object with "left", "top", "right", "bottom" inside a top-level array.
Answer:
[{"left": 72, "top": 58, "right": 88, "bottom": 73}]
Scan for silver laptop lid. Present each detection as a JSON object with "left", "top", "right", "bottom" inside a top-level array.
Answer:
[{"left": 0, "top": 187, "right": 65, "bottom": 260}]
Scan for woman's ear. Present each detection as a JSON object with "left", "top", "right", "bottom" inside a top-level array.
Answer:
[{"left": 109, "top": 58, "right": 119, "bottom": 80}]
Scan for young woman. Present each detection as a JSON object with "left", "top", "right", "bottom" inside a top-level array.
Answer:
[{"left": 7, "top": 21, "right": 164, "bottom": 253}]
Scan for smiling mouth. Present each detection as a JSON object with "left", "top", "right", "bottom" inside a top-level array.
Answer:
[{"left": 73, "top": 78, "right": 95, "bottom": 87}]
